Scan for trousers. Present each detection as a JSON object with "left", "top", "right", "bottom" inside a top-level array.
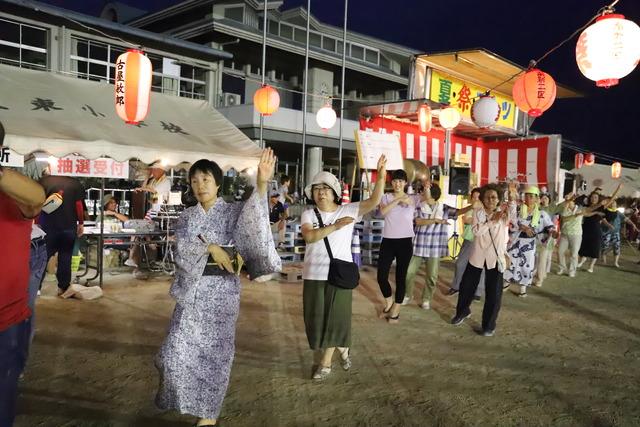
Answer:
[
  {"left": 376, "top": 237, "right": 413, "bottom": 303},
  {"left": 455, "top": 263, "right": 503, "bottom": 332}
]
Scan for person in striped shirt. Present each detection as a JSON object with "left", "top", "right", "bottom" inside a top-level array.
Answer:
[{"left": 405, "top": 183, "right": 472, "bottom": 310}]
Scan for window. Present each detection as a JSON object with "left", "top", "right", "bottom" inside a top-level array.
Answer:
[
  {"left": 0, "top": 18, "right": 48, "bottom": 70},
  {"left": 268, "top": 20, "right": 279, "bottom": 36},
  {"left": 322, "top": 37, "right": 335, "bottom": 52},
  {"left": 224, "top": 7, "right": 244, "bottom": 22},
  {"left": 365, "top": 49, "right": 378, "bottom": 64},
  {"left": 294, "top": 28, "right": 306, "bottom": 44},
  {"left": 380, "top": 55, "right": 390, "bottom": 69},
  {"left": 351, "top": 44, "right": 364, "bottom": 60},
  {"left": 280, "top": 24, "right": 293, "bottom": 39},
  {"left": 310, "top": 32, "right": 321, "bottom": 48}
]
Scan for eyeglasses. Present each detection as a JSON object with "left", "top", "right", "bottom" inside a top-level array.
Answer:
[{"left": 312, "top": 185, "right": 332, "bottom": 193}]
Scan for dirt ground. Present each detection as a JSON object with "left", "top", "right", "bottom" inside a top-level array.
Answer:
[{"left": 15, "top": 247, "right": 640, "bottom": 427}]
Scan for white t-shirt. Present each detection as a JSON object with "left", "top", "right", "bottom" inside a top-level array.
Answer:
[
  {"left": 149, "top": 176, "right": 171, "bottom": 210},
  {"left": 301, "top": 202, "right": 362, "bottom": 280},
  {"left": 277, "top": 184, "right": 289, "bottom": 205}
]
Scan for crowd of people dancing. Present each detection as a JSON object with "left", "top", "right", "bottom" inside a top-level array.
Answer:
[{"left": 3, "top": 124, "right": 639, "bottom": 426}]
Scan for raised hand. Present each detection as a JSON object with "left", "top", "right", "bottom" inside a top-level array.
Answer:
[
  {"left": 376, "top": 155, "right": 387, "bottom": 180},
  {"left": 257, "top": 148, "right": 276, "bottom": 196}
]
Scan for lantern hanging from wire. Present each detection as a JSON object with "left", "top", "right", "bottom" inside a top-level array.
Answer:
[
  {"left": 611, "top": 162, "right": 622, "bottom": 179},
  {"left": 439, "top": 106, "right": 461, "bottom": 130},
  {"left": 584, "top": 153, "right": 596, "bottom": 166},
  {"left": 418, "top": 103, "right": 432, "bottom": 132},
  {"left": 114, "top": 49, "right": 152, "bottom": 125},
  {"left": 576, "top": 13, "right": 640, "bottom": 88},
  {"left": 316, "top": 102, "right": 337, "bottom": 130},
  {"left": 574, "top": 153, "right": 584, "bottom": 169},
  {"left": 471, "top": 94, "right": 501, "bottom": 128},
  {"left": 512, "top": 68, "right": 557, "bottom": 117},
  {"left": 254, "top": 84, "right": 280, "bottom": 116}
]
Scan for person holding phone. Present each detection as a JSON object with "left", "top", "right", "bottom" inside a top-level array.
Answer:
[{"left": 155, "top": 149, "right": 281, "bottom": 427}]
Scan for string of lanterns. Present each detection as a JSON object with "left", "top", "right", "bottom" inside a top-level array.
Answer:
[{"left": 575, "top": 152, "right": 622, "bottom": 179}]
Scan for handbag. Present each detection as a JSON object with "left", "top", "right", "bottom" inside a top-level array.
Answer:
[
  {"left": 314, "top": 208, "right": 360, "bottom": 289},
  {"left": 203, "top": 245, "right": 241, "bottom": 276}
]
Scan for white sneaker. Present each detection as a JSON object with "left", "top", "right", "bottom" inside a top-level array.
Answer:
[
  {"left": 587, "top": 267, "right": 594, "bottom": 273},
  {"left": 312, "top": 366, "right": 332, "bottom": 380},
  {"left": 420, "top": 301, "right": 430, "bottom": 310},
  {"left": 401, "top": 296, "right": 411, "bottom": 305},
  {"left": 569, "top": 271, "right": 576, "bottom": 278},
  {"left": 557, "top": 268, "right": 565, "bottom": 275},
  {"left": 577, "top": 259, "right": 586, "bottom": 268},
  {"left": 124, "top": 258, "right": 138, "bottom": 268},
  {"left": 614, "top": 263, "right": 620, "bottom": 268}
]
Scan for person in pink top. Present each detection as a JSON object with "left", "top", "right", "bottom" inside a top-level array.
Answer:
[
  {"left": 376, "top": 170, "right": 421, "bottom": 323},
  {"left": 451, "top": 183, "right": 517, "bottom": 336}
]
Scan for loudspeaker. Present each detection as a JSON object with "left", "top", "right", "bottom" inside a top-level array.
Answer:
[
  {"left": 563, "top": 173, "right": 575, "bottom": 197},
  {"left": 449, "top": 167, "right": 470, "bottom": 195}
]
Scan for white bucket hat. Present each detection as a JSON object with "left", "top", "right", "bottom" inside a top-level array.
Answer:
[{"left": 305, "top": 171, "right": 341, "bottom": 200}]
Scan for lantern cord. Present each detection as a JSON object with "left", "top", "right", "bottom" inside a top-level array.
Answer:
[
  {"left": 482, "top": 0, "right": 623, "bottom": 99},
  {"left": 60, "top": 15, "right": 141, "bottom": 49},
  {"left": 562, "top": 142, "right": 640, "bottom": 168}
]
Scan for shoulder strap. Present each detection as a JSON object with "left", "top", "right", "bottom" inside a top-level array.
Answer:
[
  {"left": 313, "top": 208, "right": 334, "bottom": 260},
  {"left": 485, "top": 215, "right": 501, "bottom": 259}
]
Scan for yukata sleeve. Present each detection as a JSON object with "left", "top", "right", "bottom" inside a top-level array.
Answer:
[{"left": 233, "top": 190, "right": 282, "bottom": 279}]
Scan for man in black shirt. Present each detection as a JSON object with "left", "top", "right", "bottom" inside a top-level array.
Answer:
[
  {"left": 38, "top": 175, "right": 85, "bottom": 294},
  {"left": 269, "top": 192, "right": 286, "bottom": 247}
]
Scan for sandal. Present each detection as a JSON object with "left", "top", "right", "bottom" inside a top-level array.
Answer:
[
  {"left": 387, "top": 314, "right": 400, "bottom": 324},
  {"left": 338, "top": 349, "right": 352, "bottom": 371},
  {"left": 379, "top": 305, "right": 392, "bottom": 319},
  {"left": 312, "top": 366, "right": 332, "bottom": 380}
]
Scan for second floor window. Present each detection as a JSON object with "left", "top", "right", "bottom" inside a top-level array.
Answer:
[{"left": 0, "top": 18, "right": 47, "bottom": 70}]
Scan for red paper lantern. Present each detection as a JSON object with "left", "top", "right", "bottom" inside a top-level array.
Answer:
[
  {"left": 254, "top": 85, "right": 280, "bottom": 116},
  {"left": 611, "top": 162, "right": 622, "bottom": 179},
  {"left": 114, "top": 49, "right": 152, "bottom": 125},
  {"left": 574, "top": 153, "right": 584, "bottom": 169},
  {"left": 512, "top": 68, "right": 557, "bottom": 117},
  {"left": 584, "top": 153, "right": 595, "bottom": 166},
  {"left": 418, "top": 103, "right": 432, "bottom": 132}
]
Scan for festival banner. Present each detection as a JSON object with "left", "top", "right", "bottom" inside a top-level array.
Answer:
[{"left": 48, "top": 155, "right": 129, "bottom": 179}]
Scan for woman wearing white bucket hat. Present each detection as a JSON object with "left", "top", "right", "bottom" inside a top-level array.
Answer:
[{"left": 301, "top": 155, "right": 387, "bottom": 381}]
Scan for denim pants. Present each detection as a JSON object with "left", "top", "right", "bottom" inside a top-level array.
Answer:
[
  {"left": 0, "top": 318, "right": 32, "bottom": 427},
  {"left": 28, "top": 240, "right": 48, "bottom": 342}
]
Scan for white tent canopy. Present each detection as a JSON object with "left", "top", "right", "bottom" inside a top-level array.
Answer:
[
  {"left": 571, "top": 164, "right": 640, "bottom": 198},
  {"left": 0, "top": 64, "right": 262, "bottom": 171}
]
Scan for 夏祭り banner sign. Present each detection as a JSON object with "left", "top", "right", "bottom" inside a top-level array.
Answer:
[
  {"left": 48, "top": 155, "right": 129, "bottom": 179},
  {"left": 428, "top": 69, "right": 517, "bottom": 130}
]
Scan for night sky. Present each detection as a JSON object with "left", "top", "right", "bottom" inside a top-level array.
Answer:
[{"left": 40, "top": 0, "right": 640, "bottom": 165}]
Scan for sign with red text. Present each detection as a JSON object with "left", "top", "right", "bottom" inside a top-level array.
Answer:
[{"left": 49, "top": 156, "right": 129, "bottom": 179}]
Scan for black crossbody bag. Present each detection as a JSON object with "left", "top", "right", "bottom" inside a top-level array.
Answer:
[{"left": 314, "top": 208, "right": 360, "bottom": 289}]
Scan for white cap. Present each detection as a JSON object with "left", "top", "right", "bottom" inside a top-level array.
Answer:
[{"left": 304, "top": 171, "right": 341, "bottom": 200}]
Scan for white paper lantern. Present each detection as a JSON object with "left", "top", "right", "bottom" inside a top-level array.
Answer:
[
  {"left": 471, "top": 95, "right": 501, "bottom": 128},
  {"left": 418, "top": 103, "right": 432, "bottom": 132},
  {"left": 576, "top": 13, "right": 640, "bottom": 88},
  {"left": 316, "top": 105, "right": 337, "bottom": 130},
  {"left": 439, "top": 106, "right": 461, "bottom": 130}
]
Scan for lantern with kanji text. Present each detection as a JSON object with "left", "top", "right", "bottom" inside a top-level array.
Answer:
[
  {"left": 418, "top": 103, "right": 432, "bottom": 133},
  {"left": 471, "top": 94, "right": 501, "bottom": 128},
  {"left": 574, "top": 153, "right": 584, "bottom": 169},
  {"left": 576, "top": 13, "right": 640, "bottom": 88},
  {"left": 611, "top": 162, "right": 622, "bottom": 179},
  {"left": 114, "top": 49, "right": 152, "bottom": 125},
  {"left": 512, "top": 68, "right": 557, "bottom": 117},
  {"left": 584, "top": 153, "right": 595, "bottom": 166},
  {"left": 254, "top": 85, "right": 280, "bottom": 116}
]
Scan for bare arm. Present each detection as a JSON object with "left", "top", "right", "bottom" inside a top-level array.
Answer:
[
  {"left": 415, "top": 218, "right": 447, "bottom": 226},
  {"left": 301, "top": 217, "right": 354, "bottom": 244},
  {"left": 379, "top": 194, "right": 411, "bottom": 216},
  {"left": 0, "top": 168, "right": 45, "bottom": 218},
  {"left": 358, "top": 155, "right": 387, "bottom": 217},
  {"left": 256, "top": 148, "right": 276, "bottom": 197}
]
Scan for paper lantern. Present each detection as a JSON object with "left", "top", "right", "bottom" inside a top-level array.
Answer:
[
  {"left": 584, "top": 153, "right": 595, "bottom": 166},
  {"left": 316, "top": 104, "right": 337, "bottom": 130},
  {"left": 254, "top": 85, "right": 280, "bottom": 115},
  {"left": 471, "top": 95, "right": 501, "bottom": 128},
  {"left": 439, "top": 106, "right": 461, "bottom": 130},
  {"left": 512, "top": 69, "right": 557, "bottom": 117},
  {"left": 611, "top": 162, "right": 622, "bottom": 179},
  {"left": 576, "top": 14, "right": 640, "bottom": 88},
  {"left": 418, "top": 103, "right": 432, "bottom": 132},
  {"left": 114, "top": 49, "right": 152, "bottom": 125},
  {"left": 574, "top": 153, "right": 584, "bottom": 169}
]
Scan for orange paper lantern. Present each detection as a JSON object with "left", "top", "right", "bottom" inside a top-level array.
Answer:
[
  {"left": 611, "top": 162, "right": 622, "bottom": 179},
  {"left": 584, "top": 153, "right": 595, "bottom": 166},
  {"left": 254, "top": 85, "right": 280, "bottom": 116},
  {"left": 418, "top": 103, "right": 432, "bottom": 132},
  {"left": 512, "top": 68, "right": 557, "bottom": 117},
  {"left": 575, "top": 153, "right": 584, "bottom": 169},
  {"left": 114, "top": 49, "right": 152, "bottom": 125}
]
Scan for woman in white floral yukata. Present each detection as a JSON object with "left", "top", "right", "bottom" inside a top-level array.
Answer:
[{"left": 155, "top": 149, "right": 281, "bottom": 427}]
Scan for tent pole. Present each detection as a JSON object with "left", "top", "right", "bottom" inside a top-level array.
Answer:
[
  {"left": 338, "top": 0, "right": 348, "bottom": 180},
  {"left": 259, "top": 0, "right": 268, "bottom": 149},
  {"left": 301, "top": 0, "right": 310, "bottom": 196},
  {"left": 99, "top": 177, "right": 105, "bottom": 287}
]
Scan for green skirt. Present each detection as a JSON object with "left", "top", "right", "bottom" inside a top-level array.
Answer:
[{"left": 303, "top": 280, "right": 352, "bottom": 350}]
